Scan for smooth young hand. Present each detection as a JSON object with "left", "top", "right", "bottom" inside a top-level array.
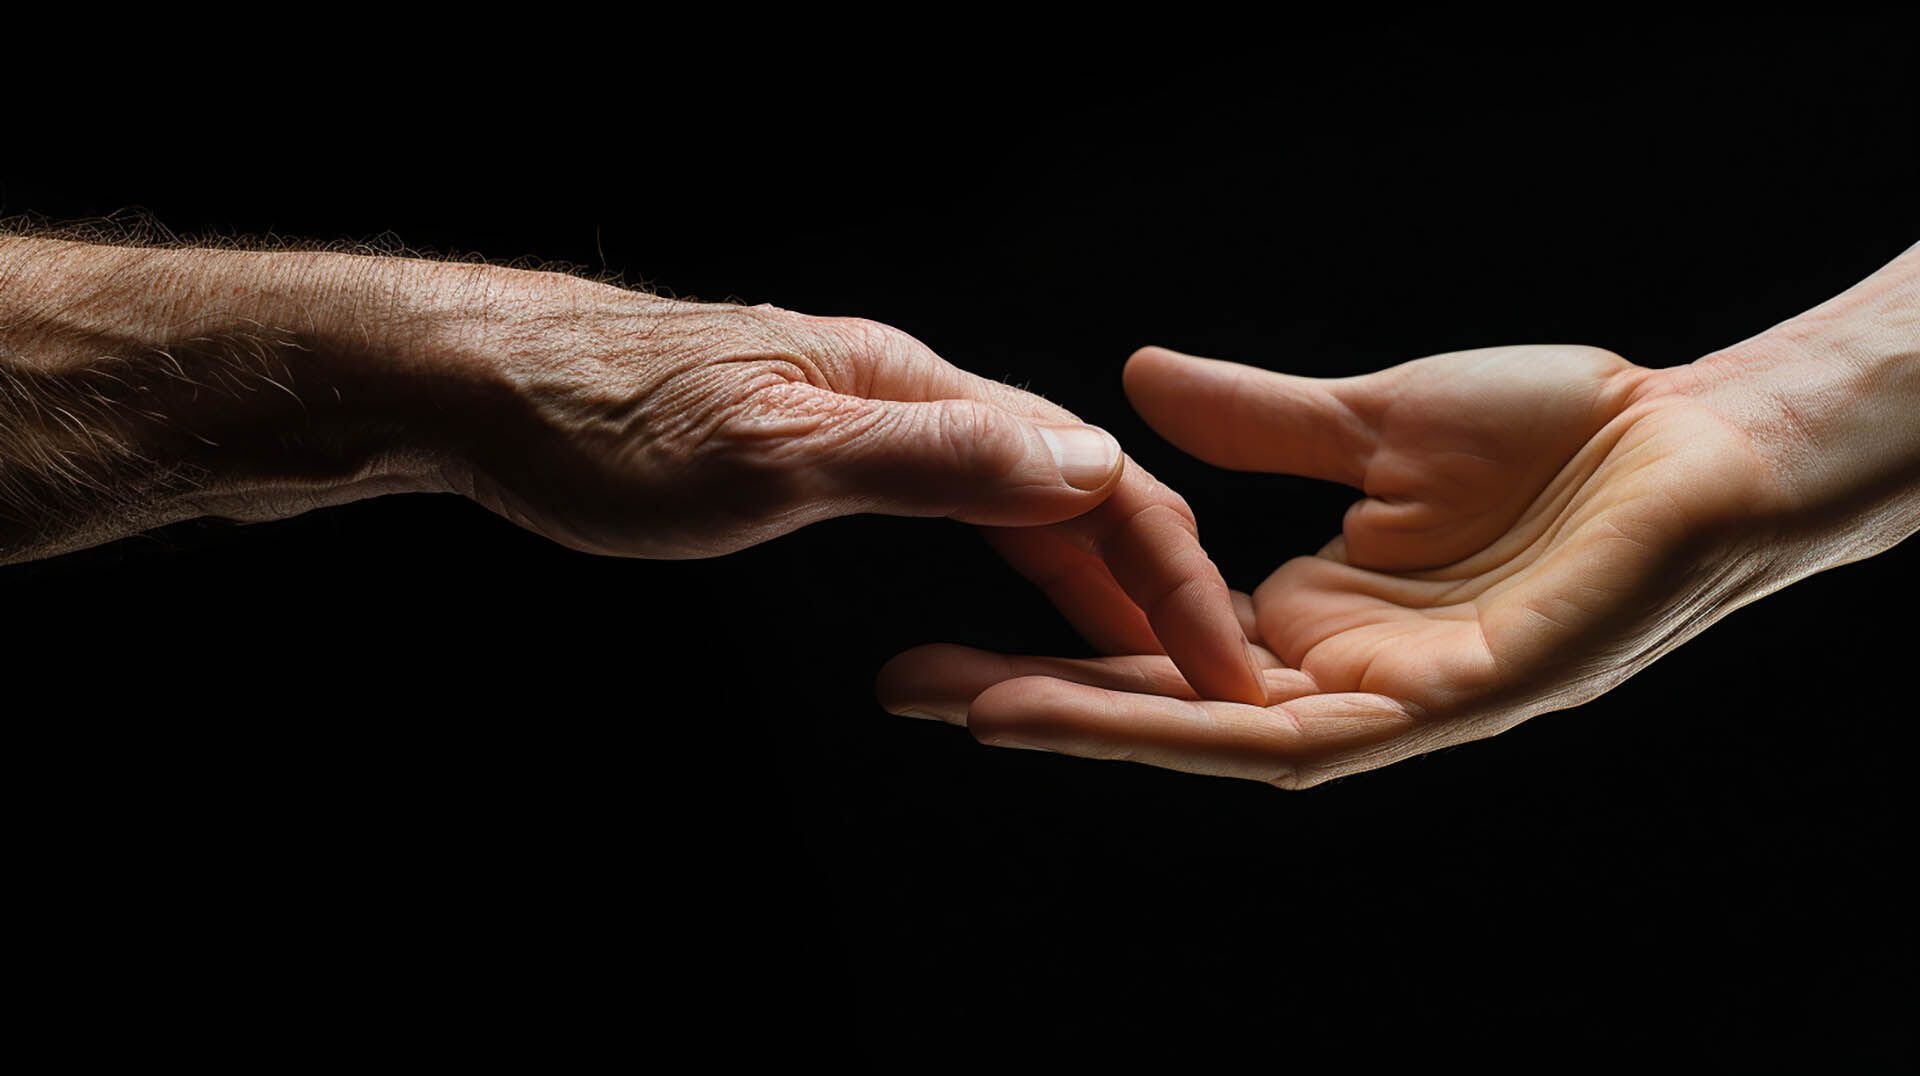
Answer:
[{"left": 880, "top": 245, "right": 1920, "bottom": 786}]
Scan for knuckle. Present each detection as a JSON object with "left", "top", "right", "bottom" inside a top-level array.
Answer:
[
  {"left": 1127, "top": 470, "right": 1197, "bottom": 527},
  {"left": 1160, "top": 489, "right": 1198, "bottom": 528},
  {"left": 833, "top": 316, "right": 911, "bottom": 354},
  {"left": 931, "top": 399, "right": 1022, "bottom": 481},
  {"left": 806, "top": 316, "right": 932, "bottom": 395},
  {"left": 833, "top": 315, "right": 912, "bottom": 356},
  {"left": 1139, "top": 569, "right": 1217, "bottom": 624},
  {"left": 1102, "top": 500, "right": 1200, "bottom": 550}
]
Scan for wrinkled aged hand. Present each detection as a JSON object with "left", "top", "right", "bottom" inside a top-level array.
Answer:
[
  {"left": 879, "top": 245, "right": 1920, "bottom": 785},
  {"left": 439, "top": 274, "right": 1266, "bottom": 704},
  {"left": 0, "top": 242, "right": 1267, "bottom": 702}
]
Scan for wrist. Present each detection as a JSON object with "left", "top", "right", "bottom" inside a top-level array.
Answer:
[{"left": 1682, "top": 244, "right": 1920, "bottom": 569}]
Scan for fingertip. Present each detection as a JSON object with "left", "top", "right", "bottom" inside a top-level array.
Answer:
[
  {"left": 874, "top": 648, "right": 920, "bottom": 714},
  {"left": 1171, "top": 638, "right": 1270, "bottom": 708},
  {"left": 1122, "top": 346, "right": 1229, "bottom": 442},
  {"left": 1125, "top": 344, "right": 1189, "bottom": 367},
  {"left": 966, "top": 675, "right": 1072, "bottom": 747},
  {"left": 1242, "top": 643, "right": 1271, "bottom": 706},
  {"left": 1122, "top": 345, "right": 1178, "bottom": 399},
  {"left": 1125, "top": 344, "right": 1172, "bottom": 369},
  {"left": 1189, "top": 651, "right": 1268, "bottom": 708},
  {"left": 1161, "top": 580, "right": 1269, "bottom": 707},
  {"left": 875, "top": 644, "right": 953, "bottom": 719},
  {"left": 877, "top": 643, "right": 1009, "bottom": 725}
]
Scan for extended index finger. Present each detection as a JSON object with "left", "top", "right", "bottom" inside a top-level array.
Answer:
[
  {"left": 989, "top": 463, "right": 1267, "bottom": 706},
  {"left": 819, "top": 320, "right": 1261, "bottom": 703}
]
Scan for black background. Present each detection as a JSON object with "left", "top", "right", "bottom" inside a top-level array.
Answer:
[{"left": 5, "top": 18, "right": 1914, "bottom": 1068}]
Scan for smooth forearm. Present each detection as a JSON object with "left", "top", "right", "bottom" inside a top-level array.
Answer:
[{"left": 1687, "top": 242, "right": 1920, "bottom": 575}]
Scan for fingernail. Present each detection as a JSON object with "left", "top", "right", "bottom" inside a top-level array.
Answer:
[{"left": 1038, "top": 424, "right": 1121, "bottom": 491}]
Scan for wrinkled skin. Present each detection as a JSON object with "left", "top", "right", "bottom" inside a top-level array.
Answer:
[
  {"left": 438, "top": 283, "right": 1266, "bottom": 705},
  {"left": 0, "top": 244, "right": 1264, "bottom": 704},
  {"left": 880, "top": 342, "right": 1801, "bottom": 787}
]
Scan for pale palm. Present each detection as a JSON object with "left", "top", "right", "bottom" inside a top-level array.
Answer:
[{"left": 879, "top": 344, "right": 1784, "bottom": 786}]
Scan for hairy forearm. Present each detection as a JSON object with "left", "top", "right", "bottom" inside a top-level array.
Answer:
[{"left": 0, "top": 237, "right": 576, "bottom": 562}]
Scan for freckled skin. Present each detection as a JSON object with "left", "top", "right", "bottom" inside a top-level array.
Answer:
[{"left": 879, "top": 244, "right": 1920, "bottom": 788}]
